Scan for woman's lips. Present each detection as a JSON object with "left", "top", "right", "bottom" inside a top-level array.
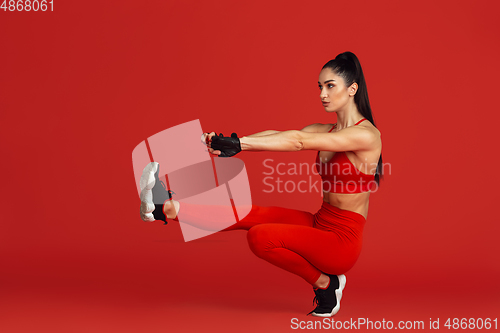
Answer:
[{"left": 322, "top": 102, "right": 330, "bottom": 106}]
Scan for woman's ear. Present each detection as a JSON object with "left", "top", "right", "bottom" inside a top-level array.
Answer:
[{"left": 349, "top": 82, "right": 358, "bottom": 97}]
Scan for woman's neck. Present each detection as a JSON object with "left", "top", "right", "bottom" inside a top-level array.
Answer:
[{"left": 335, "top": 104, "right": 363, "bottom": 130}]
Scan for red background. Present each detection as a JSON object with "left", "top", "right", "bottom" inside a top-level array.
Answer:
[{"left": 1, "top": 0, "right": 499, "bottom": 332}]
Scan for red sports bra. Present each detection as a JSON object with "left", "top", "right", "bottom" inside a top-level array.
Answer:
[{"left": 315, "top": 118, "right": 376, "bottom": 193}]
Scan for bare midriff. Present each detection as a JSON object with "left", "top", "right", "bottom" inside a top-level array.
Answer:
[{"left": 322, "top": 190, "right": 370, "bottom": 220}]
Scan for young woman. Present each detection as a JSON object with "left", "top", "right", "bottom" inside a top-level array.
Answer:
[{"left": 139, "top": 51, "right": 382, "bottom": 317}]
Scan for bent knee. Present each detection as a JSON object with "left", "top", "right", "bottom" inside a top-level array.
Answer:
[{"left": 247, "top": 225, "right": 276, "bottom": 258}]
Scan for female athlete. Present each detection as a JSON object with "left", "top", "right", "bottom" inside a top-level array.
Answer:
[{"left": 139, "top": 51, "right": 383, "bottom": 317}]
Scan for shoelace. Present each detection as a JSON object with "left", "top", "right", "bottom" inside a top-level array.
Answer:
[
  {"left": 307, "top": 289, "right": 327, "bottom": 315},
  {"left": 313, "top": 290, "right": 328, "bottom": 305}
]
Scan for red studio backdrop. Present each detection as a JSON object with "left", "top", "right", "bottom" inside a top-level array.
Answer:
[{"left": 1, "top": 1, "right": 499, "bottom": 332}]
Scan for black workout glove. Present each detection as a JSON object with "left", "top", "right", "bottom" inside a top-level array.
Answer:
[{"left": 211, "top": 132, "right": 242, "bottom": 157}]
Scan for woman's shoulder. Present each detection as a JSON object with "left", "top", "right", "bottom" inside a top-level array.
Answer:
[
  {"left": 354, "top": 120, "right": 382, "bottom": 153},
  {"left": 357, "top": 119, "right": 381, "bottom": 138},
  {"left": 300, "top": 123, "right": 336, "bottom": 133}
]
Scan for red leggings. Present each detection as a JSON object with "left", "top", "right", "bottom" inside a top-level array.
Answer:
[{"left": 174, "top": 201, "right": 366, "bottom": 285}]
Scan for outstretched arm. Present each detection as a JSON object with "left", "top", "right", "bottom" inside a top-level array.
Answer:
[
  {"left": 246, "top": 130, "right": 280, "bottom": 137},
  {"left": 240, "top": 131, "right": 303, "bottom": 152},
  {"left": 203, "top": 123, "right": 320, "bottom": 146},
  {"left": 204, "top": 123, "right": 379, "bottom": 155},
  {"left": 202, "top": 129, "right": 279, "bottom": 144},
  {"left": 203, "top": 126, "right": 307, "bottom": 155},
  {"left": 240, "top": 125, "right": 379, "bottom": 153}
]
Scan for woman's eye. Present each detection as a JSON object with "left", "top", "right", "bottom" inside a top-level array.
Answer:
[
  {"left": 328, "top": 84, "right": 334, "bottom": 88},
  {"left": 318, "top": 86, "right": 322, "bottom": 90}
]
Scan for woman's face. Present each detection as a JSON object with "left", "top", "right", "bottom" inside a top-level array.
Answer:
[{"left": 318, "top": 69, "right": 352, "bottom": 113}]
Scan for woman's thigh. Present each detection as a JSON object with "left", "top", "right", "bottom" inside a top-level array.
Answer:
[
  {"left": 232, "top": 205, "right": 314, "bottom": 230},
  {"left": 176, "top": 202, "right": 314, "bottom": 231},
  {"left": 247, "top": 223, "right": 360, "bottom": 275}
]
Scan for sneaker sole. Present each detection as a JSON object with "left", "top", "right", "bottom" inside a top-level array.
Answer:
[
  {"left": 140, "top": 162, "right": 159, "bottom": 222},
  {"left": 311, "top": 274, "right": 347, "bottom": 317}
]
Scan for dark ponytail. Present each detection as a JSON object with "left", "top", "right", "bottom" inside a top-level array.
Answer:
[{"left": 322, "top": 52, "right": 383, "bottom": 186}]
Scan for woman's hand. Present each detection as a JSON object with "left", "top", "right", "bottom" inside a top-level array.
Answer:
[
  {"left": 201, "top": 132, "right": 216, "bottom": 146},
  {"left": 201, "top": 132, "right": 220, "bottom": 155},
  {"left": 201, "top": 132, "right": 241, "bottom": 157}
]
